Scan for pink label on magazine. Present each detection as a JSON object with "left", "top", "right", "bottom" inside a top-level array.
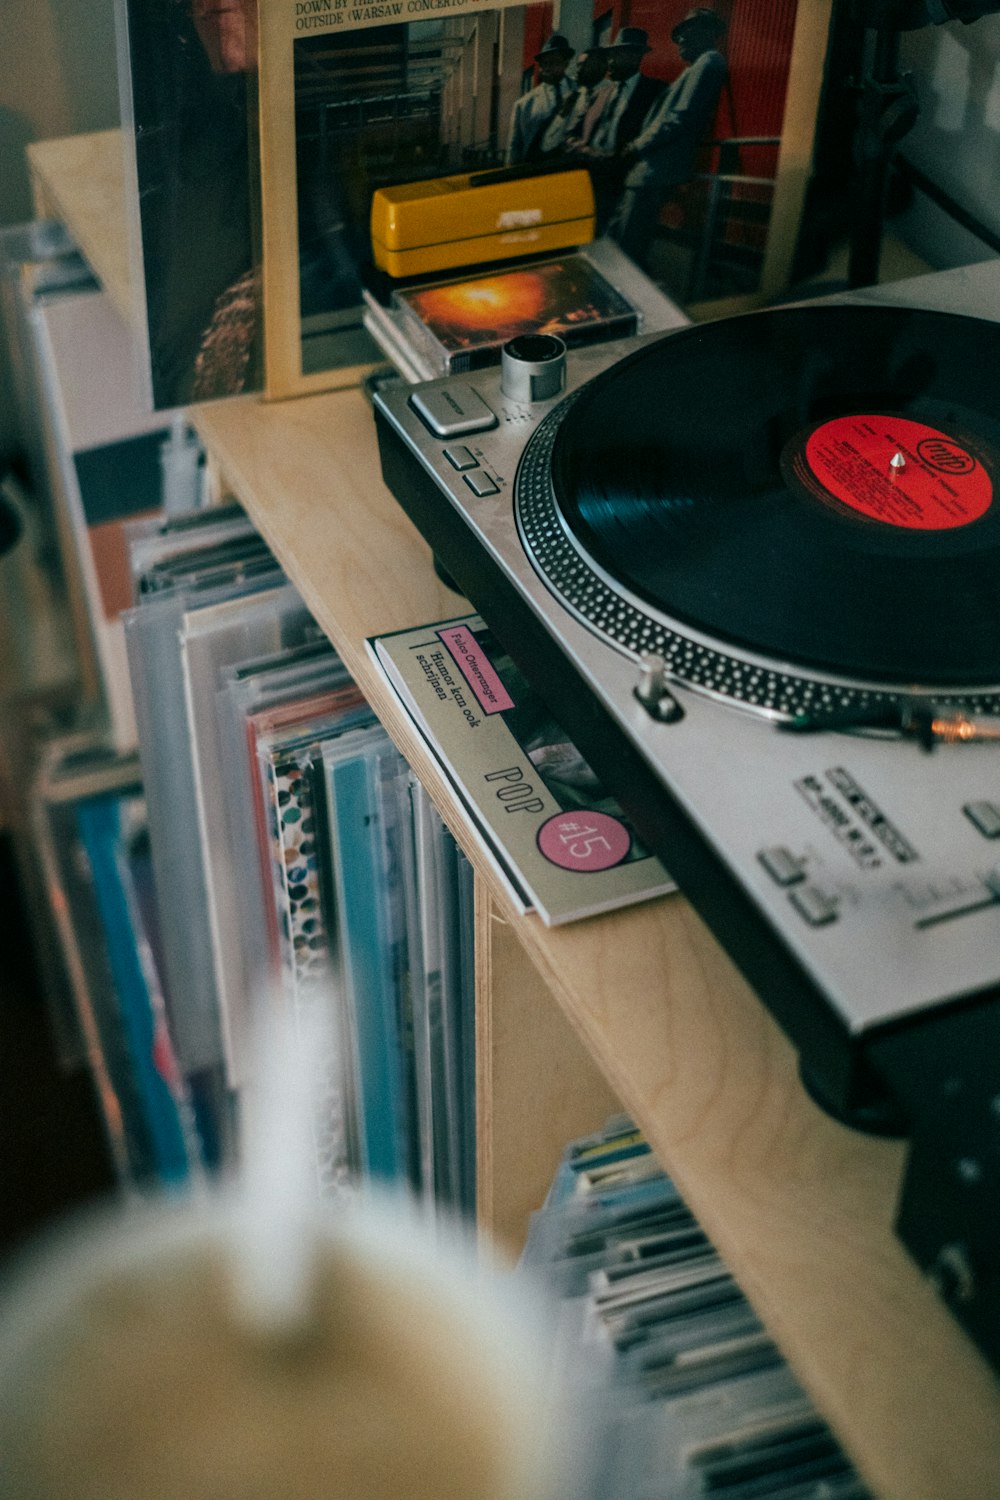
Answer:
[
  {"left": 537, "top": 811, "right": 631, "bottom": 872},
  {"left": 438, "top": 626, "right": 514, "bottom": 714}
]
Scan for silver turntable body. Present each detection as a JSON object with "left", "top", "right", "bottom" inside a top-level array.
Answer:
[{"left": 374, "top": 263, "right": 1000, "bottom": 1046}]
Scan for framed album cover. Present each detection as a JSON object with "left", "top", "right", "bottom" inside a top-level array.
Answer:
[
  {"left": 115, "top": 0, "right": 262, "bottom": 409},
  {"left": 118, "top": 0, "right": 833, "bottom": 405},
  {"left": 256, "top": 0, "right": 535, "bottom": 399}
]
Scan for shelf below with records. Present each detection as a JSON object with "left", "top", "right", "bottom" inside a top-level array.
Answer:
[{"left": 29, "top": 129, "right": 1000, "bottom": 1500}]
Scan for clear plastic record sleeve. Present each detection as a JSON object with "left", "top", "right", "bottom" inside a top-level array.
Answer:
[
  {"left": 177, "top": 583, "right": 316, "bottom": 1089},
  {"left": 124, "top": 503, "right": 258, "bottom": 599},
  {"left": 123, "top": 528, "right": 285, "bottom": 1080}
]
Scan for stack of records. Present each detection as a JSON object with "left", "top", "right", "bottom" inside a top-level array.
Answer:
[
  {"left": 29, "top": 735, "right": 211, "bottom": 1187},
  {"left": 105, "top": 504, "right": 477, "bottom": 1211},
  {"left": 521, "top": 1119, "right": 871, "bottom": 1500}
]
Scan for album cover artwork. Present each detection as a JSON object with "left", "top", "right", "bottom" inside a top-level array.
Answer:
[
  {"left": 117, "top": 0, "right": 831, "bottom": 404},
  {"left": 256, "top": 0, "right": 832, "bottom": 398},
  {"left": 390, "top": 255, "right": 639, "bottom": 374},
  {"left": 115, "top": 0, "right": 261, "bottom": 408}
]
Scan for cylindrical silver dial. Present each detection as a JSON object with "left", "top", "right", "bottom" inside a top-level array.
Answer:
[{"left": 500, "top": 333, "right": 567, "bottom": 403}]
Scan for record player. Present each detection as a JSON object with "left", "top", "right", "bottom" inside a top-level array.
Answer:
[{"left": 372, "top": 261, "right": 1000, "bottom": 1369}]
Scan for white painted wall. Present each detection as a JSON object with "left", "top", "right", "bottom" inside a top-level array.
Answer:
[
  {"left": 0, "top": 0, "right": 120, "bottom": 459},
  {"left": 898, "top": 12, "right": 1000, "bottom": 266}
]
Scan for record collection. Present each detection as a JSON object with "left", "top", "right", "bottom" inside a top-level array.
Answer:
[
  {"left": 521, "top": 1118, "right": 870, "bottom": 1499},
  {"left": 23, "top": 502, "right": 476, "bottom": 1217},
  {"left": 373, "top": 274, "right": 1000, "bottom": 1367}
]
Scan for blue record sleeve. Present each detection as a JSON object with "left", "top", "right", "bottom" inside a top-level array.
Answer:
[
  {"left": 323, "top": 730, "right": 410, "bottom": 1185},
  {"left": 75, "top": 791, "right": 195, "bottom": 1186}
]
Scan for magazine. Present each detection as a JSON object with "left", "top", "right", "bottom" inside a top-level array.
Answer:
[{"left": 368, "top": 614, "right": 675, "bottom": 926}]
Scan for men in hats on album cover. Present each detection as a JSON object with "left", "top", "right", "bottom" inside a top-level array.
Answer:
[
  {"left": 506, "top": 34, "right": 577, "bottom": 164},
  {"left": 607, "top": 9, "right": 728, "bottom": 269},
  {"left": 575, "top": 26, "right": 667, "bottom": 229},
  {"left": 561, "top": 47, "right": 614, "bottom": 152}
]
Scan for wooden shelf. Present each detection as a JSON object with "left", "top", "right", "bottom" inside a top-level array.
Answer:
[
  {"left": 27, "top": 132, "right": 133, "bottom": 329},
  {"left": 28, "top": 128, "right": 1000, "bottom": 1500}
]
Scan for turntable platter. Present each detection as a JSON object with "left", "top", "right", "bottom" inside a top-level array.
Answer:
[{"left": 522, "top": 304, "right": 1000, "bottom": 699}]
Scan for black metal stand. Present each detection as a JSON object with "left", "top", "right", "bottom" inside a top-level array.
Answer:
[{"left": 846, "top": 0, "right": 921, "bottom": 287}]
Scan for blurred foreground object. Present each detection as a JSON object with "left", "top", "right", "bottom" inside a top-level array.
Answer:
[{"left": 0, "top": 1187, "right": 572, "bottom": 1500}]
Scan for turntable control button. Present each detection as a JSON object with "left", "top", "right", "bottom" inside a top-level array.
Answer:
[
  {"left": 963, "top": 801, "right": 1000, "bottom": 838},
  {"left": 789, "top": 886, "right": 839, "bottom": 926},
  {"left": 443, "top": 445, "right": 478, "bottom": 472},
  {"left": 463, "top": 472, "right": 500, "bottom": 498},
  {"left": 409, "top": 385, "right": 498, "bottom": 438},
  {"left": 912, "top": 878, "right": 998, "bottom": 927},
  {"left": 758, "top": 846, "right": 806, "bottom": 887}
]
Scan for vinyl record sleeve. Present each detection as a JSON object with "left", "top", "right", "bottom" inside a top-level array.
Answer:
[
  {"left": 30, "top": 740, "right": 151, "bottom": 1177},
  {"left": 123, "top": 540, "right": 285, "bottom": 1075},
  {"left": 322, "top": 727, "right": 412, "bottom": 1185},
  {"left": 407, "top": 777, "right": 466, "bottom": 1208},
  {"left": 75, "top": 790, "right": 198, "bottom": 1187},
  {"left": 178, "top": 584, "right": 313, "bottom": 1087},
  {"left": 115, "top": 0, "right": 259, "bottom": 408},
  {"left": 254, "top": 695, "right": 378, "bottom": 1187},
  {"left": 236, "top": 678, "right": 362, "bottom": 987}
]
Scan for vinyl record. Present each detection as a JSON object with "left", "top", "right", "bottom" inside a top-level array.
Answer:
[{"left": 549, "top": 304, "right": 1000, "bottom": 687}]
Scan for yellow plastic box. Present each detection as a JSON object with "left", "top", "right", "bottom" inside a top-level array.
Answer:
[{"left": 371, "top": 167, "right": 595, "bottom": 279}]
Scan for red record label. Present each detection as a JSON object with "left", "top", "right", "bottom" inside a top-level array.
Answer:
[{"left": 798, "top": 415, "right": 992, "bottom": 530}]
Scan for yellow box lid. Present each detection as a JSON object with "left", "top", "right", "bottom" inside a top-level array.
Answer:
[{"left": 371, "top": 168, "right": 595, "bottom": 254}]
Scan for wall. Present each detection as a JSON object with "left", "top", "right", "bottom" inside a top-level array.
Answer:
[
  {"left": 0, "top": 0, "right": 120, "bottom": 463},
  {"left": 898, "top": 11, "right": 1000, "bottom": 265}
]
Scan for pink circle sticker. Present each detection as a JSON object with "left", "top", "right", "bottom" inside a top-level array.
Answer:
[{"left": 537, "top": 811, "right": 631, "bottom": 872}]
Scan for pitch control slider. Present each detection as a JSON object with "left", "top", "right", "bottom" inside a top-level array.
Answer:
[{"left": 780, "top": 699, "right": 1000, "bottom": 748}]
